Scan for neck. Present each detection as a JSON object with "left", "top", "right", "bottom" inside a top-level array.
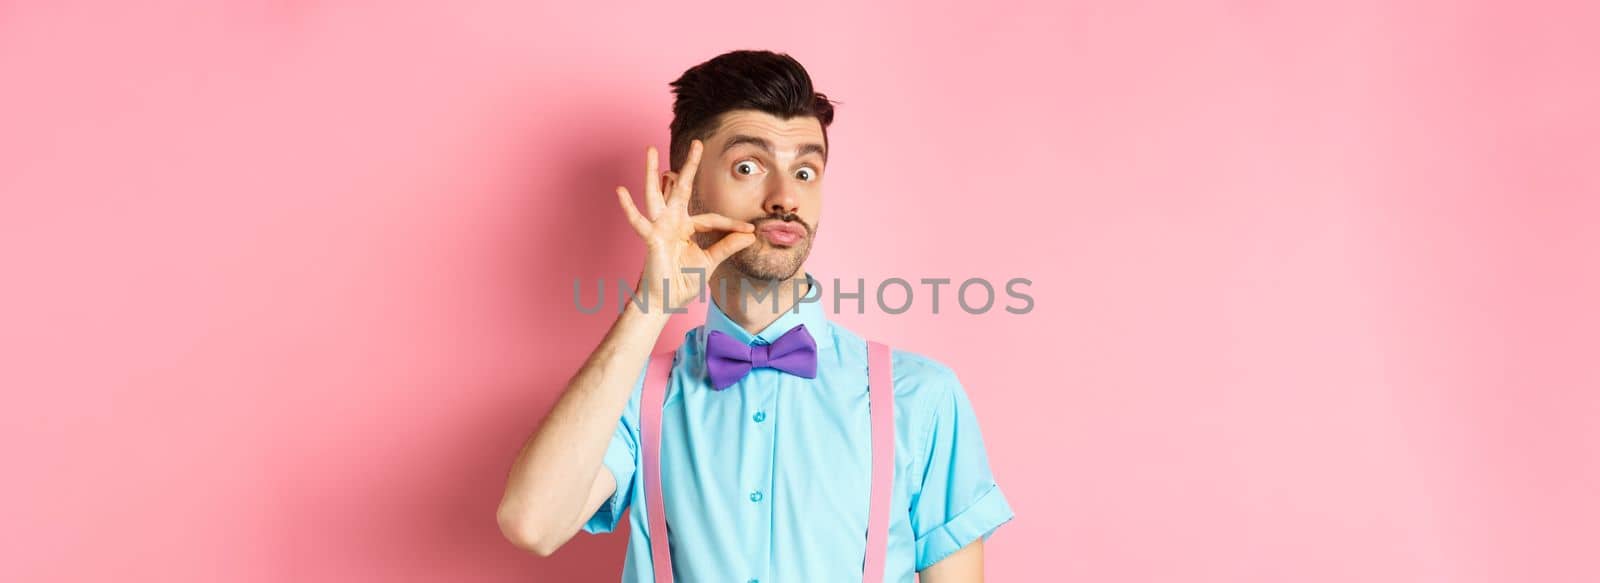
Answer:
[{"left": 708, "top": 267, "right": 811, "bottom": 336}]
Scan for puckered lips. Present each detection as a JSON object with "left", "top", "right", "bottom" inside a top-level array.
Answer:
[{"left": 756, "top": 221, "right": 806, "bottom": 247}]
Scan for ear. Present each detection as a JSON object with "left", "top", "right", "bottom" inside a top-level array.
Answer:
[{"left": 661, "top": 172, "right": 676, "bottom": 194}]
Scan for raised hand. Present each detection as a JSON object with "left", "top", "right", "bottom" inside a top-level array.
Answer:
[{"left": 614, "top": 139, "right": 756, "bottom": 315}]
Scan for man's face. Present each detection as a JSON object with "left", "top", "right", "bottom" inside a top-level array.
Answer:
[{"left": 670, "top": 109, "right": 826, "bottom": 282}]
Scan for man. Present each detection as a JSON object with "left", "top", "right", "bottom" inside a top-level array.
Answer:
[{"left": 497, "top": 50, "right": 1013, "bottom": 582}]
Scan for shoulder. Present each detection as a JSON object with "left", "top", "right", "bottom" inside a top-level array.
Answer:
[
  {"left": 885, "top": 347, "right": 967, "bottom": 447},
  {"left": 829, "top": 323, "right": 967, "bottom": 439},
  {"left": 828, "top": 322, "right": 963, "bottom": 398},
  {"left": 888, "top": 346, "right": 962, "bottom": 403}
]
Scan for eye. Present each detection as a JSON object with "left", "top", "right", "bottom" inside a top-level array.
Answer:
[
  {"left": 795, "top": 167, "right": 817, "bottom": 181},
  {"left": 734, "top": 160, "right": 763, "bottom": 176}
]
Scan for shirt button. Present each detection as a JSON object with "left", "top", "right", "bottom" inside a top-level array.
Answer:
[
  {"left": 749, "top": 490, "right": 764, "bottom": 503},
  {"left": 752, "top": 411, "right": 766, "bottom": 423}
]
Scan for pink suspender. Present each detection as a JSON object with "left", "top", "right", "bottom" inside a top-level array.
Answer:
[
  {"left": 641, "top": 350, "right": 675, "bottom": 583},
  {"left": 863, "top": 340, "right": 896, "bottom": 582},
  {"left": 639, "top": 340, "right": 896, "bottom": 583}
]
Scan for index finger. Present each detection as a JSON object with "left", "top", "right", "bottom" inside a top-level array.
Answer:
[{"left": 670, "top": 139, "right": 704, "bottom": 207}]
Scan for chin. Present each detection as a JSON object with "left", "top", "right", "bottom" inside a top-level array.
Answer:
[{"left": 731, "top": 243, "right": 810, "bottom": 282}]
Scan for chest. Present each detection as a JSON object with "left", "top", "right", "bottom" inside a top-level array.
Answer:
[
  {"left": 632, "top": 341, "right": 916, "bottom": 582},
  {"left": 658, "top": 366, "right": 900, "bottom": 510},
  {"left": 655, "top": 365, "right": 915, "bottom": 526}
]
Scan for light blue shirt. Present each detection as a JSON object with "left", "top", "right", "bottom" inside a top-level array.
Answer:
[{"left": 583, "top": 273, "right": 1014, "bottom": 582}]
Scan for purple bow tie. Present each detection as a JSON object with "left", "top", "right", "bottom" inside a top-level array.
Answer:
[{"left": 704, "top": 324, "right": 819, "bottom": 390}]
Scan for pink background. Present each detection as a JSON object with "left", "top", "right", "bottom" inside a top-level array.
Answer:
[{"left": 2, "top": 1, "right": 1596, "bottom": 581}]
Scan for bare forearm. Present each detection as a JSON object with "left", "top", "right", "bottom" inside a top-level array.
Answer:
[
  {"left": 920, "top": 540, "right": 984, "bottom": 582},
  {"left": 496, "top": 303, "right": 668, "bottom": 547}
]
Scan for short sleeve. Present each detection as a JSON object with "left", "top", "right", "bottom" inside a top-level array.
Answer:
[
  {"left": 580, "top": 363, "right": 647, "bottom": 535},
  {"left": 910, "top": 373, "right": 1015, "bottom": 571}
]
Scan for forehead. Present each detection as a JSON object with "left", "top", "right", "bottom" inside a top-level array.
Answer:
[{"left": 706, "top": 110, "right": 825, "bottom": 155}]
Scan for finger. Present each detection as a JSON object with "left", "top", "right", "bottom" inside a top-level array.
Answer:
[
  {"left": 644, "top": 145, "right": 665, "bottom": 218},
  {"left": 704, "top": 232, "right": 757, "bottom": 265},
  {"left": 669, "top": 139, "right": 704, "bottom": 207},
  {"left": 691, "top": 212, "right": 755, "bottom": 233},
  {"left": 615, "top": 186, "right": 650, "bottom": 237}
]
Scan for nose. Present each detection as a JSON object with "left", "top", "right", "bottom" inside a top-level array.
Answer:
[{"left": 763, "top": 178, "right": 800, "bottom": 217}]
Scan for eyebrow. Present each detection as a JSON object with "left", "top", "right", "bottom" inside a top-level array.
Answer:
[{"left": 720, "top": 134, "right": 827, "bottom": 162}]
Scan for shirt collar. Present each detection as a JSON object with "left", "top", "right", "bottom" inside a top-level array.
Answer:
[{"left": 699, "top": 271, "right": 832, "bottom": 353}]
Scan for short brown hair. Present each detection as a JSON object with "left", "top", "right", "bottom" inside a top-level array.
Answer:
[{"left": 667, "top": 50, "right": 837, "bottom": 172}]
